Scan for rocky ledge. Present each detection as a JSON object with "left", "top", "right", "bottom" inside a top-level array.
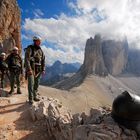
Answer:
[{"left": 30, "top": 97, "right": 138, "bottom": 140}]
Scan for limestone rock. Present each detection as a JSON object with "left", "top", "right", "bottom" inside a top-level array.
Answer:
[
  {"left": 29, "top": 99, "right": 138, "bottom": 140},
  {"left": 0, "top": 0, "right": 21, "bottom": 54},
  {"left": 82, "top": 35, "right": 108, "bottom": 76},
  {"left": 30, "top": 97, "right": 72, "bottom": 140}
]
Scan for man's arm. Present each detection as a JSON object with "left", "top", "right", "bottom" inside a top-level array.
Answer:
[
  {"left": 41, "top": 52, "right": 45, "bottom": 72},
  {"left": 20, "top": 57, "right": 23, "bottom": 74}
]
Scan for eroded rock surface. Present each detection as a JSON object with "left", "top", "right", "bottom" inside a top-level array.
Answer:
[
  {"left": 30, "top": 97, "right": 138, "bottom": 140},
  {"left": 0, "top": 0, "right": 21, "bottom": 53}
]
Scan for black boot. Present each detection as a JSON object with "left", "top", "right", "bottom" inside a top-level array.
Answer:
[
  {"left": 34, "top": 97, "right": 40, "bottom": 102},
  {"left": 29, "top": 100, "right": 33, "bottom": 105},
  {"left": 17, "top": 90, "right": 22, "bottom": 94}
]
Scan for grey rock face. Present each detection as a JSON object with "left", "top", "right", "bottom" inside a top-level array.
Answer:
[
  {"left": 102, "top": 38, "right": 129, "bottom": 76},
  {"left": 83, "top": 35, "right": 108, "bottom": 76},
  {"left": 125, "top": 49, "right": 140, "bottom": 75},
  {"left": 0, "top": 0, "right": 21, "bottom": 53}
]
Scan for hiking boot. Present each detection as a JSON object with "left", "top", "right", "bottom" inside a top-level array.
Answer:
[
  {"left": 29, "top": 100, "right": 33, "bottom": 105},
  {"left": 34, "top": 97, "right": 40, "bottom": 102},
  {"left": 17, "top": 90, "right": 22, "bottom": 94}
]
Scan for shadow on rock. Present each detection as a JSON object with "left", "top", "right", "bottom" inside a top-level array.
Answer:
[{"left": 13, "top": 102, "right": 49, "bottom": 140}]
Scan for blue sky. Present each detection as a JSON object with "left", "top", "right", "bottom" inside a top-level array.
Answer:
[{"left": 17, "top": 0, "right": 140, "bottom": 65}]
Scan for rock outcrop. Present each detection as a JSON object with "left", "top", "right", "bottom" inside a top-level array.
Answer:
[
  {"left": 0, "top": 0, "right": 21, "bottom": 53},
  {"left": 82, "top": 35, "right": 108, "bottom": 76},
  {"left": 54, "top": 35, "right": 108, "bottom": 89},
  {"left": 30, "top": 97, "right": 138, "bottom": 140},
  {"left": 54, "top": 35, "right": 128, "bottom": 89}
]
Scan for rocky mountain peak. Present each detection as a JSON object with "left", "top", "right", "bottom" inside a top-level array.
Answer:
[
  {"left": 54, "top": 35, "right": 129, "bottom": 89},
  {"left": 83, "top": 34, "right": 108, "bottom": 76}
]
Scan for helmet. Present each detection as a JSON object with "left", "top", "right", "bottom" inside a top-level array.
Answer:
[
  {"left": 33, "top": 36, "right": 42, "bottom": 41},
  {"left": 12, "top": 47, "right": 19, "bottom": 51},
  {"left": 0, "top": 52, "right": 6, "bottom": 56}
]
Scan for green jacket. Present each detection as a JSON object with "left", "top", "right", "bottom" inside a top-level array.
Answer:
[
  {"left": 25, "top": 45, "right": 45, "bottom": 72},
  {"left": 0, "top": 58, "right": 8, "bottom": 73},
  {"left": 6, "top": 53, "right": 23, "bottom": 72}
]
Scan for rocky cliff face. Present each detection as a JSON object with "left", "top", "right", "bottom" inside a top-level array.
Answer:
[
  {"left": 82, "top": 35, "right": 108, "bottom": 76},
  {"left": 80, "top": 35, "right": 128, "bottom": 76},
  {"left": 0, "top": 0, "right": 21, "bottom": 53},
  {"left": 125, "top": 49, "right": 140, "bottom": 75}
]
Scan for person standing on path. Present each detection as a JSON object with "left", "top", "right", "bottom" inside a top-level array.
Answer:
[
  {"left": 6, "top": 47, "right": 23, "bottom": 95},
  {"left": 25, "top": 36, "right": 45, "bottom": 105},
  {"left": 0, "top": 52, "right": 8, "bottom": 89}
]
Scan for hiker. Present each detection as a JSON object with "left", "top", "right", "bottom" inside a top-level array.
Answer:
[
  {"left": 24, "top": 36, "right": 45, "bottom": 104},
  {"left": 0, "top": 52, "right": 8, "bottom": 88},
  {"left": 6, "top": 47, "right": 23, "bottom": 95}
]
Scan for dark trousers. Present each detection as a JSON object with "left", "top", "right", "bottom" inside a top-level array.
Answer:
[
  {"left": 9, "top": 71, "right": 21, "bottom": 92},
  {"left": 27, "top": 73, "right": 41, "bottom": 101}
]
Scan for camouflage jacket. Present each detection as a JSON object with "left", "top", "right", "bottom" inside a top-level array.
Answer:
[
  {"left": 24, "top": 45, "right": 45, "bottom": 72},
  {"left": 6, "top": 53, "right": 23, "bottom": 71},
  {"left": 0, "top": 59, "right": 8, "bottom": 72}
]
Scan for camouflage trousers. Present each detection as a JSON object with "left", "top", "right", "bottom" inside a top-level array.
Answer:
[
  {"left": 0, "top": 72, "right": 5, "bottom": 88},
  {"left": 27, "top": 73, "right": 41, "bottom": 101},
  {"left": 9, "top": 71, "right": 21, "bottom": 92}
]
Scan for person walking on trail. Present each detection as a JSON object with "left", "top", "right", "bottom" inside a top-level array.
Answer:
[
  {"left": 6, "top": 47, "right": 23, "bottom": 95},
  {"left": 24, "top": 36, "right": 45, "bottom": 105},
  {"left": 0, "top": 52, "right": 8, "bottom": 88}
]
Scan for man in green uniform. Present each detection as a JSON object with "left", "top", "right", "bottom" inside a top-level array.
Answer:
[
  {"left": 25, "top": 36, "right": 45, "bottom": 104},
  {"left": 6, "top": 47, "right": 23, "bottom": 95},
  {"left": 0, "top": 53, "right": 8, "bottom": 88}
]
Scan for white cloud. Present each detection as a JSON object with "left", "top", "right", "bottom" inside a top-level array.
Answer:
[{"left": 23, "top": 0, "right": 140, "bottom": 64}]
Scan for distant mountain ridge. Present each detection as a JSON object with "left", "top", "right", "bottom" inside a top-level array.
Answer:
[{"left": 41, "top": 60, "right": 81, "bottom": 85}]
